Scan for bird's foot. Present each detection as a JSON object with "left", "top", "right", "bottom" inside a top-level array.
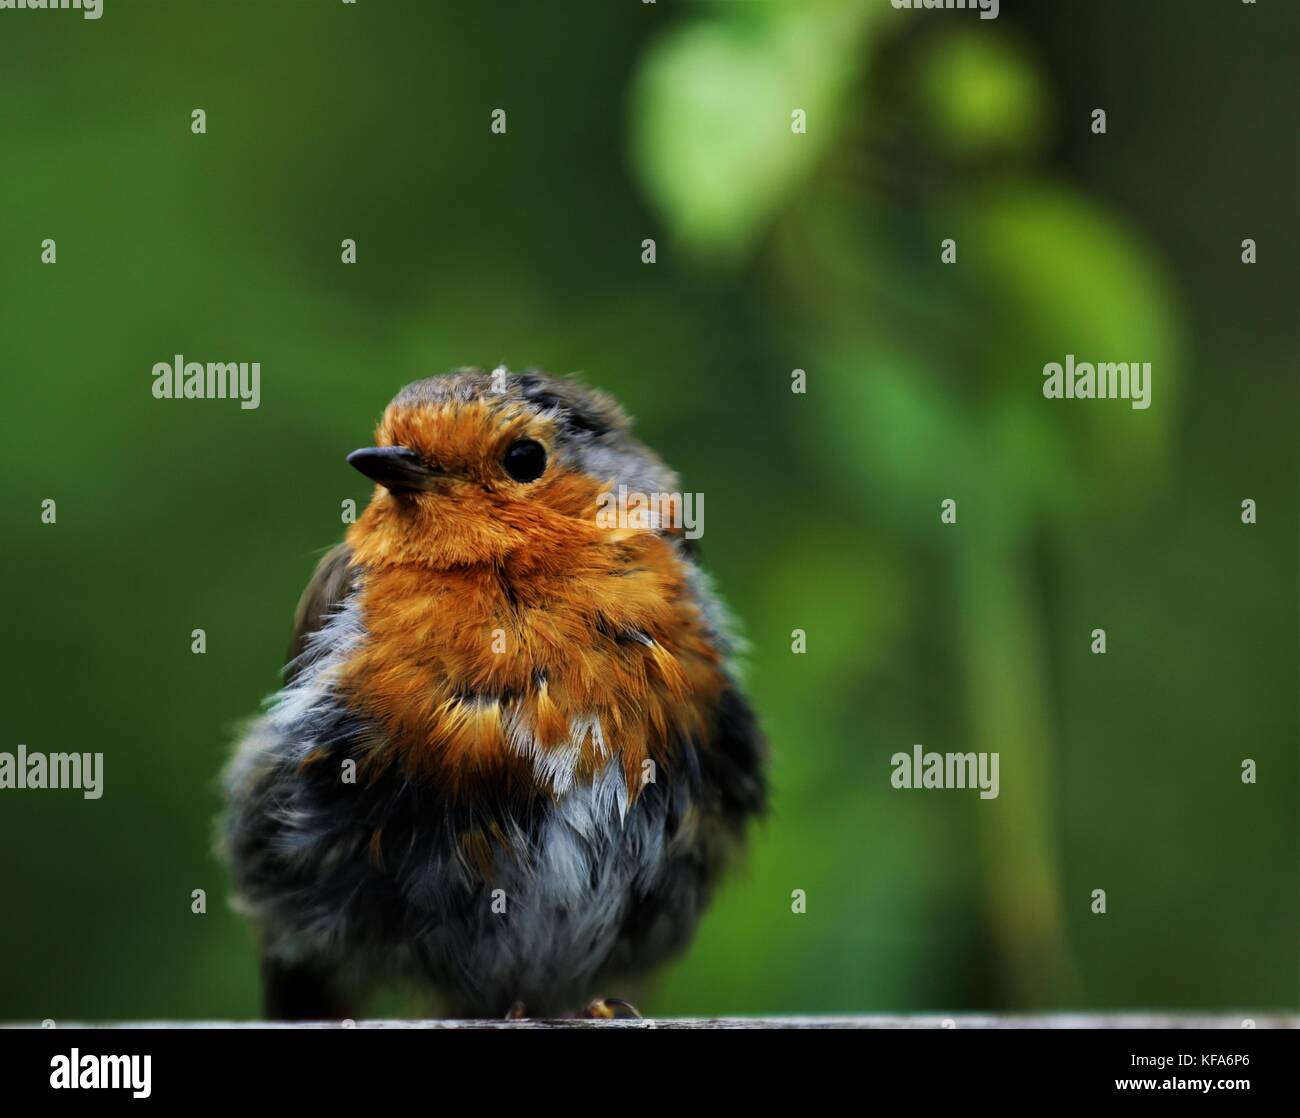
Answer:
[
  {"left": 582, "top": 998, "right": 643, "bottom": 1020},
  {"left": 505, "top": 1001, "right": 528, "bottom": 1020}
]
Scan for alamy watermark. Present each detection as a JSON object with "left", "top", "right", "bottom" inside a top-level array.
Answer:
[
  {"left": 1043, "top": 355, "right": 1151, "bottom": 410},
  {"left": 0, "top": 745, "right": 103, "bottom": 799},
  {"left": 152, "top": 355, "right": 261, "bottom": 410},
  {"left": 0, "top": 0, "right": 102, "bottom": 19},
  {"left": 595, "top": 484, "right": 703, "bottom": 540},
  {"left": 890, "top": 0, "right": 998, "bottom": 20},
  {"left": 891, "top": 744, "right": 999, "bottom": 799}
]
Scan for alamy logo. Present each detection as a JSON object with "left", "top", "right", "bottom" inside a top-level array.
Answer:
[
  {"left": 50, "top": 1050, "right": 150, "bottom": 1098},
  {"left": 0, "top": 0, "right": 101, "bottom": 18},
  {"left": 152, "top": 355, "right": 261, "bottom": 410},
  {"left": 595, "top": 484, "right": 704, "bottom": 540},
  {"left": 891, "top": 744, "right": 1000, "bottom": 800},
  {"left": 1043, "top": 354, "right": 1151, "bottom": 410},
  {"left": 0, "top": 745, "right": 103, "bottom": 799}
]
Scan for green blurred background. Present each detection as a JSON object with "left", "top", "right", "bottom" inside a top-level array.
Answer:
[{"left": 1, "top": 0, "right": 1295, "bottom": 1019}]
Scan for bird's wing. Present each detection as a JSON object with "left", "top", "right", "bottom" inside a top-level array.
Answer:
[{"left": 285, "top": 542, "right": 356, "bottom": 679}]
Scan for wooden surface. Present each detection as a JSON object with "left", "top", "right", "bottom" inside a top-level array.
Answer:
[{"left": 19, "top": 1014, "right": 1296, "bottom": 1029}]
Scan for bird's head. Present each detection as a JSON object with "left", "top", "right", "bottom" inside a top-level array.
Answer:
[{"left": 345, "top": 368, "right": 678, "bottom": 569}]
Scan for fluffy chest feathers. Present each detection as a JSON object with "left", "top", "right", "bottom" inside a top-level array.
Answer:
[{"left": 335, "top": 529, "right": 726, "bottom": 798}]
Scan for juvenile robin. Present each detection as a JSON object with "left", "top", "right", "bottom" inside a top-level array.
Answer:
[{"left": 220, "top": 368, "right": 767, "bottom": 1019}]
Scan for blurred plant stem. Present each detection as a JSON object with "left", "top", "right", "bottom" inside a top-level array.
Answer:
[{"left": 956, "top": 522, "right": 1080, "bottom": 1005}]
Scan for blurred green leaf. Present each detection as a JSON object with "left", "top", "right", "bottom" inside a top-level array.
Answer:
[
  {"left": 954, "top": 182, "right": 1181, "bottom": 492},
  {"left": 629, "top": 1, "right": 880, "bottom": 259},
  {"left": 913, "top": 30, "right": 1050, "bottom": 159}
]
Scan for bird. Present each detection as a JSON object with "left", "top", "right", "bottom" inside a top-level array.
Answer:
[{"left": 219, "top": 367, "right": 767, "bottom": 1020}]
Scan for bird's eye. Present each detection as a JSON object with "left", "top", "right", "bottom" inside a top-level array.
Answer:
[{"left": 502, "top": 438, "right": 547, "bottom": 483}]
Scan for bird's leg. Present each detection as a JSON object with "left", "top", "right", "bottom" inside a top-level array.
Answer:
[
  {"left": 581, "top": 998, "right": 643, "bottom": 1020},
  {"left": 505, "top": 1001, "right": 528, "bottom": 1020}
]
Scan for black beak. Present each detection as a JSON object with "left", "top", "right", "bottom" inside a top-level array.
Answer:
[{"left": 346, "top": 446, "right": 443, "bottom": 492}]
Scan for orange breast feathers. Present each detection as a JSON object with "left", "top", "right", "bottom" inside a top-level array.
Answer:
[{"left": 336, "top": 430, "right": 726, "bottom": 800}]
